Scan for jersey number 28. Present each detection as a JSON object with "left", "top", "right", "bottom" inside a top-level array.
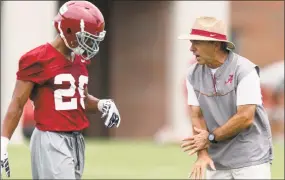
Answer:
[{"left": 54, "top": 74, "right": 88, "bottom": 110}]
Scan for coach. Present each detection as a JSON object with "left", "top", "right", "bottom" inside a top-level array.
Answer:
[{"left": 179, "top": 16, "right": 273, "bottom": 179}]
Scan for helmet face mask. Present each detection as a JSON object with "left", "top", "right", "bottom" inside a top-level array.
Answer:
[
  {"left": 54, "top": 1, "right": 106, "bottom": 61},
  {"left": 74, "top": 30, "right": 106, "bottom": 60}
]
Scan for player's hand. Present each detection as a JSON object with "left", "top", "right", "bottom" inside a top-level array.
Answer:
[
  {"left": 188, "top": 154, "right": 216, "bottom": 179},
  {"left": 98, "top": 99, "right": 121, "bottom": 128},
  {"left": 1, "top": 137, "right": 10, "bottom": 178},
  {"left": 181, "top": 127, "right": 210, "bottom": 155}
]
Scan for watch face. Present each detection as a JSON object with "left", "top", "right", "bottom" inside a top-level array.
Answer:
[{"left": 209, "top": 134, "right": 214, "bottom": 141}]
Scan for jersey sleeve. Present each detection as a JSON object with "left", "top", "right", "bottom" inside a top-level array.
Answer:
[{"left": 16, "top": 54, "right": 47, "bottom": 85}]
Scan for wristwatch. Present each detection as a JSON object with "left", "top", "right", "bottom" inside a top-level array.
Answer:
[{"left": 208, "top": 133, "right": 218, "bottom": 143}]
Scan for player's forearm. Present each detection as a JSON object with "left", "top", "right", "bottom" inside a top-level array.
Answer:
[
  {"left": 84, "top": 94, "right": 100, "bottom": 113},
  {"left": 2, "top": 80, "right": 34, "bottom": 139},
  {"left": 213, "top": 112, "right": 253, "bottom": 142},
  {"left": 1, "top": 101, "right": 24, "bottom": 139}
]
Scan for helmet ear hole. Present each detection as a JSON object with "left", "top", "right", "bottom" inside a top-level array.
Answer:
[{"left": 66, "top": 28, "right": 72, "bottom": 34}]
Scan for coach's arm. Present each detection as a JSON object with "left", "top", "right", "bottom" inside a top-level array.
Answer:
[
  {"left": 213, "top": 69, "right": 261, "bottom": 141},
  {"left": 185, "top": 104, "right": 256, "bottom": 148},
  {"left": 182, "top": 105, "right": 216, "bottom": 179},
  {"left": 213, "top": 104, "right": 255, "bottom": 142},
  {"left": 181, "top": 105, "right": 209, "bottom": 156}
]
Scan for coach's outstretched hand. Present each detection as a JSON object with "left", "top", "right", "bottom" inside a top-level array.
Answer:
[
  {"left": 98, "top": 99, "right": 121, "bottom": 128},
  {"left": 1, "top": 136, "right": 10, "bottom": 178},
  {"left": 181, "top": 127, "right": 210, "bottom": 155},
  {"left": 189, "top": 154, "right": 216, "bottom": 179}
]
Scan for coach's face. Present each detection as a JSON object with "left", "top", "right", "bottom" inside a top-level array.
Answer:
[{"left": 190, "top": 40, "right": 217, "bottom": 65}]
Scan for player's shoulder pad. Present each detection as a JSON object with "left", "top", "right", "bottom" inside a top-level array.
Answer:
[{"left": 18, "top": 44, "right": 50, "bottom": 70}]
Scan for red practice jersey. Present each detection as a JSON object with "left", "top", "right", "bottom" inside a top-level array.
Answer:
[{"left": 17, "top": 43, "right": 90, "bottom": 131}]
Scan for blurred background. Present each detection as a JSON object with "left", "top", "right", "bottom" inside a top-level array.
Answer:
[{"left": 1, "top": 1, "right": 284, "bottom": 179}]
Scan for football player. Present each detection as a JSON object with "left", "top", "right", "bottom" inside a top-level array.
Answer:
[{"left": 1, "top": 1, "right": 121, "bottom": 179}]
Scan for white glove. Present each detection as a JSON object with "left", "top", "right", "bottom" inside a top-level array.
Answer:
[
  {"left": 98, "top": 99, "right": 121, "bottom": 128},
  {"left": 1, "top": 136, "right": 10, "bottom": 178}
]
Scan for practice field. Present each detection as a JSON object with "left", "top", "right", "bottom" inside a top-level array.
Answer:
[{"left": 4, "top": 139, "right": 284, "bottom": 179}]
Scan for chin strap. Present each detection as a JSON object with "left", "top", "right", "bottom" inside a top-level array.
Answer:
[
  {"left": 71, "top": 46, "right": 85, "bottom": 56},
  {"left": 57, "top": 21, "right": 70, "bottom": 48}
]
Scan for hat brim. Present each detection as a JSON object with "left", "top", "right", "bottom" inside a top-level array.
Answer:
[{"left": 178, "top": 34, "right": 235, "bottom": 50}]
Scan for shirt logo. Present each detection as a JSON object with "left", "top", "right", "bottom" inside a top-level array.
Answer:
[{"left": 225, "top": 74, "right": 234, "bottom": 84}]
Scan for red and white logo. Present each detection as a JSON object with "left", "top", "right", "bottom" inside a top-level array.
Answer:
[{"left": 225, "top": 74, "right": 234, "bottom": 85}]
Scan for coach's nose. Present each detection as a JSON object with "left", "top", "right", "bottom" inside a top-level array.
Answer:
[{"left": 190, "top": 43, "right": 196, "bottom": 53}]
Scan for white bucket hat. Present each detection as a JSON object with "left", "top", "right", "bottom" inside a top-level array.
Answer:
[{"left": 178, "top": 16, "right": 235, "bottom": 50}]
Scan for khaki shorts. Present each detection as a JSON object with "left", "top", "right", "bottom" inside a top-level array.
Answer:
[{"left": 206, "top": 162, "right": 271, "bottom": 179}]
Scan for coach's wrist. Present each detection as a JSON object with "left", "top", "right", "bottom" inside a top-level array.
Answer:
[
  {"left": 197, "top": 149, "right": 208, "bottom": 158},
  {"left": 1, "top": 136, "right": 10, "bottom": 152}
]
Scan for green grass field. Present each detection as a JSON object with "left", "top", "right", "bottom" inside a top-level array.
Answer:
[{"left": 4, "top": 139, "right": 284, "bottom": 179}]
